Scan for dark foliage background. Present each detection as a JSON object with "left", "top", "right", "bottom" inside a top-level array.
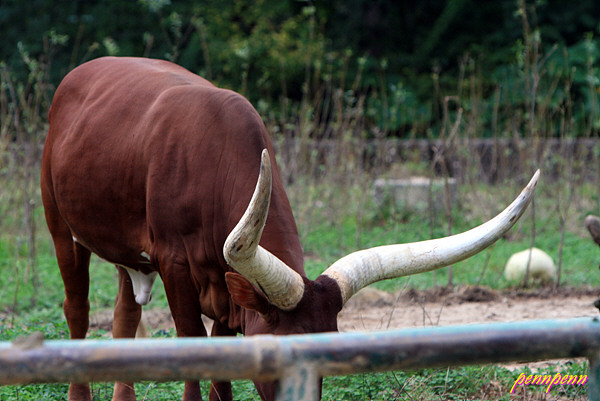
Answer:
[{"left": 2, "top": 0, "right": 600, "bottom": 138}]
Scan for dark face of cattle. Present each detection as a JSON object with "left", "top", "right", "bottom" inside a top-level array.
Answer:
[
  {"left": 226, "top": 274, "right": 343, "bottom": 335},
  {"left": 227, "top": 274, "right": 341, "bottom": 400},
  {"left": 41, "top": 57, "right": 538, "bottom": 401}
]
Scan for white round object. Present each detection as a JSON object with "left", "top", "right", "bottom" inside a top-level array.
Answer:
[{"left": 504, "top": 248, "right": 556, "bottom": 282}]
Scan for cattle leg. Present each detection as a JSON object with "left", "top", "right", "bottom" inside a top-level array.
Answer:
[
  {"left": 208, "top": 321, "right": 235, "bottom": 401},
  {"left": 160, "top": 263, "right": 208, "bottom": 401},
  {"left": 111, "top": 266, "right": 143, "bottom": 401},
  {"left": 53, "top": 233, "right": 92, "bottom": 401}
]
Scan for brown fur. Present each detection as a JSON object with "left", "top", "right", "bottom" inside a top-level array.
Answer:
[{"left": 41, "top": 57, "right": 341, "bottom": 401}]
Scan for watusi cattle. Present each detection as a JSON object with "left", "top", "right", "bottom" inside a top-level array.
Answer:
[
  {"left": 584, "top": 215, "right": 600, "bottom": 312},
  {"left": 41, "top": 57, "right": 540, "bottom": 401},
  {"left": 585, "top": 215, "right": 600, "bottom": 247}
]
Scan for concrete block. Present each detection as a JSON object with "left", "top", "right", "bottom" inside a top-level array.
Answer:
[{"left": 373, "top": 176, "right": 457, "bottom": 211}]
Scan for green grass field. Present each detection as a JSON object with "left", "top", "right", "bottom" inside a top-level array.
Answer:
[
  {"left": 0, "top": 172, "right": 598, "bottom": 400},
  {"left": 3, "top": 7, "right": 600, "bottom": 395}
]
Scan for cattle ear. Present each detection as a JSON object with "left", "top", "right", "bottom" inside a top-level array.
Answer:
[{"left": 225, "top": 272, "right": 271, "bottom": 316}]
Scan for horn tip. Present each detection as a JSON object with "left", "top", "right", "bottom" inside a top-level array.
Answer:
[
  {"left": 527, "top": 169, "right": 541, "bottom": 190},
  {"left": 261, "top": 148, "right": 270, "bottom": 163}
]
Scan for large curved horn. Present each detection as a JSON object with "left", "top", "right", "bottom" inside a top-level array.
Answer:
[
  {"left": 322, "top": 170, "right": 540, "bottom": 305},
  {"left": 223, "top": 149, "right": 305, "bottom": 311}
]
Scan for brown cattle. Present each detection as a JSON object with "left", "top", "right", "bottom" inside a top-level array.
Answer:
[{"left": 41, "top": 57, "right": 539, "bottom": 401}]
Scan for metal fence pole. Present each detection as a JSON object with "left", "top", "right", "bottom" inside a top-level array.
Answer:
[
  {"left": 276, "top": 363, "right": 320, "bottom": 401},
  {"left": 1, "top": 317, "right": 599, "bottom": 399},
  {"left": 589, "top": 350, "right": 600, "bottom": 401}
]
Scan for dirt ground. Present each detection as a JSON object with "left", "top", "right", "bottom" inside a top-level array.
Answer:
[
  {"left": 87, "top": 285, "right": 600, "bottom": 380},
  {"left": 339, "top": 285, "right": 600, "bottom": 332},
  {"left": 91, "top": 285, "right": 600, "bottom": 335}
]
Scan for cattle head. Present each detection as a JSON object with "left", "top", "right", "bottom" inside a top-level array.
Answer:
[{"left": 224, "top": 150, "right": 540, "bottom": 340}]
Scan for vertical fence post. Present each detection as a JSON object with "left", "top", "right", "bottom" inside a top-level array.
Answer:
[
  {"left": 276, "top": 363, "right": 320, "bottom": 401},
  {"left": 589, "top": 352, "right": 600, "bottom": 401}
]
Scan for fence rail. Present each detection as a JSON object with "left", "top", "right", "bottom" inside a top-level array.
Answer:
[
  {"left": 1, "top": 317, "right": 600, "bottom": 400},
  {"left": 272, "top": 137, "right": 600, "bottom": 183}
]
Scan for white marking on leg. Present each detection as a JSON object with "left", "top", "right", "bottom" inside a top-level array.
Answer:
[
  {"left": 120, "top": 266, "right": 158, "bottom": 306},
  {"left": 72, "top": 236, "right": 78, "bottom": 243}
]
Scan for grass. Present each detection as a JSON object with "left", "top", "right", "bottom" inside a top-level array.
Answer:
[
  {"left": 0, "top": 172, "right": 598, "bottom": 400},
  {"left": 2, "top": 174, "right": 598, "bottom": 322},
  {"left": 2, "top": 25, "right": 599, "bottom": 397},
  {"left": 0, "top": 359, "right": 589, "bottom": 400},
  {"left": 298, "top": 177, "right": 600, "bottom": 291}
]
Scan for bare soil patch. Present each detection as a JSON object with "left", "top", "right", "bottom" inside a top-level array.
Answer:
[
  {"left": 339, "top": 285, "right": 600, "bottom": 332},
  {"left": 86, "top": 285, "right": 599, "bottom": 382},
  {"left": 90, "top": 285, "right": 600, "bottom": 335}
]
